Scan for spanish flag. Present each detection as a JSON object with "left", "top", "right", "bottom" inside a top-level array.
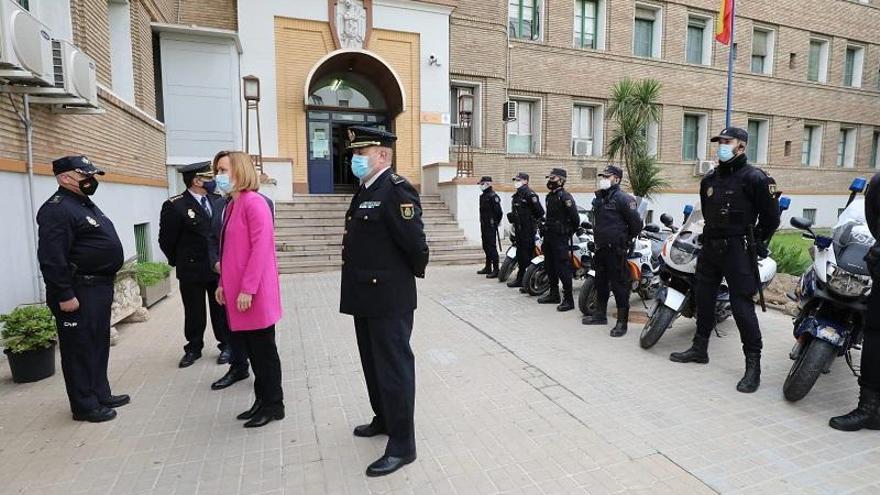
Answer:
[{"left": 715, "top": 0, "right": 734, "bottom": 45}]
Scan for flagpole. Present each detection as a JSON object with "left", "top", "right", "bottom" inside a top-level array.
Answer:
[{"left": 724, "top": 0, "right": 737, "bottom": 128}]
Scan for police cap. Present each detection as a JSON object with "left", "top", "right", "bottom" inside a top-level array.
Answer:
[
  {"left": 52, "top": 155, "right": 105, "bottom": 176},
  {"left": 598, "top": 165, "right": 623, "bottom": 179},
  {"left": 479, "top": 176, "right": 493, "bottom": 183},
  {"left": 512, "top": 172, "right": 530, "bottom": 181},
  {"left": 347, "top": 126, "right": 397, "bottom": 149},
  {"left": 546, "top": 167, "right": 567, "bottom": 179},
  {"left": 178, "top": 161, "right": 213, "bottom": 177},
  {"left": 710, "top": 126, "right": 749, "bottom": 143}
]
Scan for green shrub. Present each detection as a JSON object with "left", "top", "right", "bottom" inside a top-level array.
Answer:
[
  {"left": 770, "top": 241, "right": 812, "bottom": 276},
  {"left": 135, "top": 262, "right": 172, "bottom": 287},
  {"left": 1, "top": 305, "right": 56, "bottom": 354}
]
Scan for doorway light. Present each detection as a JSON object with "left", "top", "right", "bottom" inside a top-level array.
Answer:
[{"left": 330, "top": 79, "right": 343, "bottom": 91}]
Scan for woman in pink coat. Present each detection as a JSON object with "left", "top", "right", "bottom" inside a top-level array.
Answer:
[{"left": 214, "top": 151, "right": 284, "bottom": 428}]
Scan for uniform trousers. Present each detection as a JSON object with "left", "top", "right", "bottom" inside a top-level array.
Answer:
[
  {"left": 859, "top": 282, "right": 880, "bottom": 392},
  {"left": 235, "top": 326, "right": 283, "bottom": 410},
  {"left": 179, "top": 279, "right": 228, "bottom": 354},
  {"left": 481, "top": 225, "right": 499, "bottom": 264},
  {"left": 515, "top": 228, "right": 537, "bottom": 280},
  {"left": 544, "top": 232, "right": 573, "bottom": 296},
  {"left": 594, "top": 246, "right": 631, "bottom": 313}
]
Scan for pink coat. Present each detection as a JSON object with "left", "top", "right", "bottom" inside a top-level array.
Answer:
[{"left": 219, "top": 191, "right": 282, "bottom": 331}]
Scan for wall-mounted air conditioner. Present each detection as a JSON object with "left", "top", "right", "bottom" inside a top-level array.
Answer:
[
  {"left": 694, "top": 160, "right": 715, "bottom": 176},
  {"left": 49, "top": 39, "right": 98, "bottom": 107},
  {"left": 502, "top": 100, "right": 517, "bottom": 122},
  {"left": 0, "top": 0, "right": 54, "bottom": 86},
  {"left": 572, "top": 139, "right": 593, "bottom": 157}
]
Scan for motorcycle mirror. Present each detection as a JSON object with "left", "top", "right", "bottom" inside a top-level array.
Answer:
[
  {"left": 850, "top": 177, "right": 867, "bottom": 193},
  {"left": 660, "top": 213, "right": 674, "bottom": 227},
  {"left": 644, "top": 224, "right": 661, "bottom": 233},
  {"left": 779, "top": 197, "right": 791, "bottom": 212},
  {"left": 790, "top": 216, "right": 814, "bottom": 232}
]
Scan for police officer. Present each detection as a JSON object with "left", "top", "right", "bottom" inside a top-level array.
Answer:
[
  {"left": 340, "top": 126, "right": 429, "bottom": 477},
  {"left": 477, "top": 176, "right": 503, "bottom": 278},
  {"left": 159, "top": 162, "right": 230, "bottom": 369},
  {"left": 37, "top": 155, "right": 129, "bottom": 423},
  {"left": 507, "top": 172, "right": 545, "bottom": 291},
  {"left": 669, "top": 127, "right": 780, "bottom": 394},
  {"left": 830, "top": 172, "right": 880, "bottom": 430},
  {"left": 538, "top": 168, "right": 580, "bottom": 311},
  {"left": 582, "top": 165, "right": 643, "bottom": 336}
]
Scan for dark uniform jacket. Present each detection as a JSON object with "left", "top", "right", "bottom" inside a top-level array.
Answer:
[
  {"left": 158, "top": 191, "right": 225, "bottom": 282},
  {"left": 36, "top": 188, "right": 124, "bottom": 301},
  {"left": 479, "top": 187, "right": 503, "bottom": 229},
  {"left": 699, "top": 153, "right": 780, "bottom": 243},
  {"left": 510, "top": 186, "right": 545, "bottom": 233},
  {"left": 592, "top": 184, "right": 643, "bottom": 248},
  {"left": 867, "top": 174, "right": 879, "bottom": 244},
  {"left": 544, "top": 188, "right": 580, "bottom": 237},
  {"left": 340, "top": 169, "right": 430, "bottom": 318}
]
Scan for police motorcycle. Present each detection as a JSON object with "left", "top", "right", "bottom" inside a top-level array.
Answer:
[
  {"left": 521, "top": 208, "right": 593, "bottom": 296},
  {"left": 783, "top": 178, "right": 873, "bottom": 402},
  {"left": 638, "top": 199, "right": 789, "bottom": 350},
  {"left": 497, "top": 221, "right": 543, "bottom": 283}
]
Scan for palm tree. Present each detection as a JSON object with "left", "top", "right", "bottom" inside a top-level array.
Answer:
[{"left": 606, "top": 78, "right": 667, "bottom": 199}]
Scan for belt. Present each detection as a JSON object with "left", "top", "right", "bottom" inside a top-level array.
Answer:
[{"left": 74, "top": 274, "right": 115, "bottom": 286}]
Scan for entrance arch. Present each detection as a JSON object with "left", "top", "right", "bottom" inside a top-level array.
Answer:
[{"left": 303, "top": 50, "right": 407, "bottom": 194}]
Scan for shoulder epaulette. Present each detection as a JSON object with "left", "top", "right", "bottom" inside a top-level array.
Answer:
[
  {"left": 48, "top": 194, "right": 64, "bottom": 205},
  {"left": 169, "top": 194, "right": 184, "bottom": 202},
  {"left": 390, "top": 173, "right": 407, "bottom": 185}
]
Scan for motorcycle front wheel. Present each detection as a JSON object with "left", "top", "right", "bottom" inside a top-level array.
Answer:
[
  {"left": 578, "top": 276, "right": 599, "bottom": 316},
  {"left": 783, "top": 338, "right": 836, "bottom": 402},
  {"left": 523, "top": 263, "right": 550, "bottom": 296},
  {"left": 640, "top": 305, "right": 677, "bottom": 349},
  {"left": 498, "top": 257, "right": 516, "bottom": 283}
]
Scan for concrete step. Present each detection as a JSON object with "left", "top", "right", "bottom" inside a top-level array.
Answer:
[
  {"left": 274, "top": 217, "right": 462, "bottom": 228},
  {"left": 275, "top": 204, "right": 452, "bottom": 214},
  {"left": 277, "top": 252, "right": 485, "bottom": 274},
  {"left": 275, "top": 224, "right": 465, "bottom": 236},
  {"left": 275, "top": 235, "right": 473, "bottom": 251},
  {"left": 276, "top": 244, "right": 483, "bottom": 260},
  {"left": 274, "top": 209, "right": 458, "bottom": 220}
]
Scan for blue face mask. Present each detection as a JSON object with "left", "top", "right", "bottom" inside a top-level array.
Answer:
[
  {"left": 717, "top": 144, "right": 735, "bottom": 163},
  {"left": 214, "top": 174, "right": 232, "bottom": 194},
  {"left": 202, "top": 179, "right": 217, "bottom": 194},
  {"left": 351, "top": 155, "right": 371, "bottom": 180}
]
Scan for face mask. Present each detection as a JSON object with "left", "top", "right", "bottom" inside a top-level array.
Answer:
[
  {"left": 546, "top": 180, "right": 560, "bottom": 190},
  {"left": 717, "top": 143, "right": 735, "bottom": 162},
  {"left": 479, "top": 183, "right": 490, "bottom": 191},
  {"left": 215, "top": 174, "right": 233, "bottom": 194},
  {"left": 351, "top": 155, "right": 371, "bottom": 180},
  {"left": 514, "top": 180, "right": 524, "bottom": 189},
  {"left": 78, "top": 176, "right": 99, "bottom": 196},
  {"left": 598, "top": 178, "right": 612, "bottom": 190},
  {"left": 202, "top": 179, "right": 217, "bottom": 194}
]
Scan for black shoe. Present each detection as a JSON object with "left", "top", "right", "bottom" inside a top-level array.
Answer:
[
  {"left": 211, "top": 368, "right": 249, "bottom": 390},
  {"left": 73, "top": 406, "right": 117, "bottom": 423},
  {"left": 736, "top": 353, "right": 761, "bottom": 393},
  {"left": 244, "top": 407, "right": 284, "bottom": 428},
  {"left": 178, "top": 352, "right": 201, "bottom": 368},
  {"left": 556, "top": 300, "right": 574, "bottom": 312},
  {"left": 99, "top": 394, "right": 130, "bottom": 408},
  {"left": 477, "top": 264, "right": 491, "bottom": 275},
  {"left": 582, "top": 314, "right": 608, "bottom": 325},
  {"left": 507, "top": 278, "right": 523, "bottom": 288},
  {"left": 519, "top": 286, "right": 529, "bottom": 294},
  {"left": 610, "top": 321, "right": 628, "bottom": 337},
  {"left": 236, "top": 400, "right": 262, "bottom": 420},
  {"left": 829, "top": 388, "right": 880, "bottom": 431},
  {"left": 669, "top": 336, "right": 710, "bottom": 364},
  {"left": 366, "top": 454, "right": 417, "bottom": 477},
  {"left": 353, "top": 422, "right": 387, "bottom": 437},
  {"left": 486, "top": 269, "right": 499, "bottom": 279},
  {"left": 538, "top": 293, "right": 561, "bottom": 304},
  {"left": 217, "top": 348, "right": 232, "bottom": 365}
]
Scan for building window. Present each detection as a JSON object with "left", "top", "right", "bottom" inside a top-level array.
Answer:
[
  {"left": 108, "top": 0, "right": 135, "bottom": 103},
  {"left": 686, "top": 15, "right": 711, "bottom": 65},
  {"left": 15, "top": 0, "right": 29, "bottom": 10},
  {"left": 633, "top": 5, "right": 661, "bottom": 58},
  {"left": 509, "top": 0, "right": 541, "bottom": 41},
  {"left": 574, "top": 0, "right": 598, "bottom": 49},
  {"left": 807, "top": 38, "right": 829, "bottom": 83},
  {"left": 134, "top": 223, "right": 151, "bottom": 263},
  {"left": 746, "top": 118, "right": 769, "bottom": 164},
  {"left": 844, "top": 45, "right": 865, "bottom": 88},
  {"left": 837, "top": 127, "right": 857, "bottom": 168},
  {"left": 682, "top": 113, "right": 707, "bottom": 161},
  {"left": 803, "top": 209, "right": 817, "bottom": 224},
  {"left": 751, "top": 27, "right": 775, "bottom": 75},
  {"left": 572, "top": 104, "right": 603, "bottom": 157},
  {"left": 450, "top": 84, "right": 480, "bottom": 147},
  {"left": 508, "top": 99, "right": 539, "bottom": 154},
  {"left": 802, "top": 124, "right": 822, "bottom": 166},
  {"left": 872, "top": 131, "right": 880, "bottom": 168},
  {"left": 639, "top": 120, "right": 659, "bottom": 157}
]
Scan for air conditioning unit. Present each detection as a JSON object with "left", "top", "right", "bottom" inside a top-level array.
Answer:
[
  {"left": 694, "top": 160, "right": 715, "bottom": 176},
  {"left": 0, "top": 0, "right": 54, "bottom": 86},
  {"left": 49, "top": 39, "right": 98, "bottom": 107},
  {"left": 502, "top": 100, "right": 518, "bottom": 122},
  {"left": 572, "top": 139, "right": 593, "bottom": 156}
]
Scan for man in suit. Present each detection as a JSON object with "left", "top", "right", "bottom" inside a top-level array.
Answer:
[
  {"left": 340, "top": 126, "right": 430, "bottom": 477},
  {"left": 159, "top": 162, "right": 231, "bottom": 368}
]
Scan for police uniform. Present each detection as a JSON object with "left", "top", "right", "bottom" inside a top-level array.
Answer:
[
  {"left": 477, "top": 176, "right": 503, "bottom": 278},
  {"left": 340, "top": 127, "right": 429, "bottom": 476},
  {"left": 507, "top": 173, "right": 545, "bottom": 290},
  {"left": 830, "top": 172, "right": 880, "bottom": 430},
  {"left": 670, "top": 127, "right": 781, "bottom": 394},
  {"left": 539, "top": 168, "right": 580, "bottom": 311},
  {"left": 37, "top": 155, "right": 128, "bottom": 422},
  {"left": 583, "top": 165, "right": 643, "bottom": 336},
  {"left": 159, "top": 162, "right": 230, "bottom": 368}
]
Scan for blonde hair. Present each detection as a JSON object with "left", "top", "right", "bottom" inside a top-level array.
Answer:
[{"left": 212, "top": 151, "right": 259, "bottom": 192}]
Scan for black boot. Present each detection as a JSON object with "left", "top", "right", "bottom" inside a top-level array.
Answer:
[
  {"left": 736, "top": 353, "right": 761, "bottom": 393},
  {"left": 477, "top": 262, "right": 490, "bottom": 275},
  {"left": 610, "top": 308, "right": 629, "bottom": 337},
  {"left": 538, "top": 289, "right": 561, "bottom": 304},
  {"left": 582, "top": 303, "right": 608, "bottom": 325},
  {"left": 829, "top": 388, "right": 880, "bottom": 431},
  {"left": 557, "top": 292, "right": 574, "bottom": 312},
  {"left": 507, "top": 276, "right": 523, "bottom": 288},
  {"left": 486, "top": 260, "right": 499, "bottom": 279},
  {"left": 669, "top": 335, "right": 710, "bottom": 363}
]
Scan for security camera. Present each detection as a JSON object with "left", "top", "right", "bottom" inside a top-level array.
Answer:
[{"left": 428, "top": 54, "right": 441, "bottom": 66}]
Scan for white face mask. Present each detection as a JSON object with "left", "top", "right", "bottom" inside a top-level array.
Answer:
[
  {"left": 513, "top": 180, "right": 525, "bottom": 189},
  {"left": 598, "top": 178, "right": 612, "bottom": 190},
  {"left": 479, "top": 183, "right": 490, "bottom": 191}
]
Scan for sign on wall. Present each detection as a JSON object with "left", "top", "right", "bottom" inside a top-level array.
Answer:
[{"left": 329, "top": 0, "right": 373, "bottom": 50}]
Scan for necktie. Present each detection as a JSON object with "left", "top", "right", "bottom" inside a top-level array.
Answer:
[{"left": 200, "top": 196, "right": 212, "bottom": 218}]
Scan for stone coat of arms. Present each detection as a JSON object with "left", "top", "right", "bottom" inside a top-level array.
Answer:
[{"left": 331, "top": 0, "right": 372, "bottom": 49}]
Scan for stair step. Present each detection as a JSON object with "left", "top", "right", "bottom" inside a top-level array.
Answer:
[
  {"left": 276, "top": 244, "right": 482, "bottom": 258},
  {"left": 276, "top": 253, "right": 485, "bottom": 274},
  {"left": 275, "top": 210, "right": 456, "bottom": 220},
  {"left": 273, "top": 218, "right": 462, "bottom": 227}
]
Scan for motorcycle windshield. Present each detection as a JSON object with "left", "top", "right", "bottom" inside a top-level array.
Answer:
[{"left": 679, "top": 208, "right": 705, "bottom": 236}]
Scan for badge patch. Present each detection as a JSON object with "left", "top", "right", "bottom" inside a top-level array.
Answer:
[
  {"left": 532, "top": 196, "right": 538, "bottom": 203},
  {"left": 85, "top": 216, "right": 98, "bottom": 227},
  {"left": 400, "top": 203, "right": 415, "bottom": 220},
  {"left": 707, "top": 187, "right": 714, "bottom": 197},
  {"left": 628, "top": 201, "right": 638, "bottom": 210},
  {"left": 565, "top": 199, "right": 572, "bottom": 207},
  {"left": 494, "top": 196, "right": 500, "bottom": 203},
  {"left": 358, "top": 201, "right": 382, "bottom": 209},
  {"left": 768, "top": 183, "right": 777, "bottom": 195},
  {"left": 187, "top": 209, "right": 196, "bottom": 219}
]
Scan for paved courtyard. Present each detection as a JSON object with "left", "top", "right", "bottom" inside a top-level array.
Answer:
[{"left": 0, "top": 265, "right": 878, "bottom": 495}]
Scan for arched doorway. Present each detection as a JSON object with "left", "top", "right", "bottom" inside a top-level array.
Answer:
[{"left": 304, "top": 49, "right": 406, "bottom": 193}]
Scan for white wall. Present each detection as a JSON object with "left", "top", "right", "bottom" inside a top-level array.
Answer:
[
  {"left": 0, "top": 172, "right": 167, "bottom": 314},
  {"left": 107, "top": 0, "right": 135, "bottom": 103},
  {"left": 31, "top": 0, "right": 73, "bottom": 41}
]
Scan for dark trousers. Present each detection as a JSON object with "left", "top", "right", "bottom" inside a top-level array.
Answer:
[
  {"left": 237, "top": 326, "right": 283, "bottom": 410},
  {"left": 48, "top": 284, "right": 113, "bottom": 414},
  {"left": 481, "top": 225, "right": 499, "bottom": 264},
  {"left": 354, "top": 313, "right": 416, "bottom": 457},
  {"left": 694, "top": 239, "right": 762, "bottom": 354},
  {"left": 227, "top": 329, "right": 250, "bottom": 372},
  {"left": 860, "top": 284, "right": 880, "bottom": 392},
  {"left": 544, "top": 233, "right": 573, "bottom": 298},
  {"left": 515, "top": 227, "right": 536, "bottom": 281},
  {"left": 594, "top": 247, "right": 630, "bottom": 313},
  {"left": 179, "top": 279, "right": 228, "bottom": 354}
]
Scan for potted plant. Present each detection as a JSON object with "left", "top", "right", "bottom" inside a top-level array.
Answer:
[
  {"left": 1, "top": 305, "right": 57, "bottom": 383},
  {"left": 136, "top": 261, "right": 173, "bottom": 308}
]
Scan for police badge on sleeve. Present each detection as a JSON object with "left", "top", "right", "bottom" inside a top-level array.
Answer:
[{"left": 400, "top": 203, "right": 415, "bottom": 220}]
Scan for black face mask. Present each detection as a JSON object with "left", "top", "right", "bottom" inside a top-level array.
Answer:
[
  {"left": 547, "top": 180, "right": 561, "bottom": 191},
  {"left": 202, "top": 180, "right": 217, "bottom": 194},
  {"left": 78, "top": 176, "right": 99, "bottom": 196}
]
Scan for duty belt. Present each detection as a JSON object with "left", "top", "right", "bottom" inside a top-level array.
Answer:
[{"left": 74, "top": 274, "right": 116, "bottom": 286}]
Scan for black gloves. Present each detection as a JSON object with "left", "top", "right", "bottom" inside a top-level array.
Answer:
[{"left": 756, "top": 241, "right": 770, "bottom": 259}]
